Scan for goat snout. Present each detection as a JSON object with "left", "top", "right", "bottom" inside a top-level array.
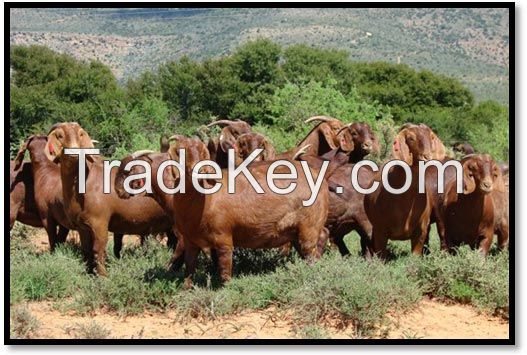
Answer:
[
  {"left": 480, "top": 179, "right": 493, "bottom": 193},
  {"left": 362, "top": 140, "right": 373, "bottom": 151}
]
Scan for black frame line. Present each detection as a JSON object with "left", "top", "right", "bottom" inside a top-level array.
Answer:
[{"left": 4, "top": 1, "right": 515, "bottom": 345}]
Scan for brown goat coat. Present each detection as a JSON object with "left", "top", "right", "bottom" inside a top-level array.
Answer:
[
  {"left": 45, "top": 123, "right": 174, "bottom": 275},
  {"left": 14, "top": 136, "right": 75, "bottom": 249},
  {"left": 364, "top": 124, "right": 440, "bottom": 257},
  {"left": 275, "top": 119, "right": 353, "bottom": 159},
  {"left": 118, "top": 138, "right": 329, "bottom": 285},
  {"left": 10, "top": 161, "right": 43, "bottom": 229},
  {"left": 440, "top": 154, "right": 506, "bottom": 255}
]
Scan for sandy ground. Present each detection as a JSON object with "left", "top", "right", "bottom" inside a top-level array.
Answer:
[
  {"left": 17, "top": 298, "right": 508, "bottom": 340},
  {"left": 16, "top": 230, "right": 509, "bottom": 340}
]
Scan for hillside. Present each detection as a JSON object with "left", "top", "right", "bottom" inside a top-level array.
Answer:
[{"left": 9, "top": 7, "right": 509, "bottom": 103}]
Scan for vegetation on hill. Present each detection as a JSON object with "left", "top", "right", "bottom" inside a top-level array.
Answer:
[{"left": 10, "top": 42, "right": 509, "bottom": 162}]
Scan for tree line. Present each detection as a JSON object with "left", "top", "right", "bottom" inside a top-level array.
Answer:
[{"left": 9, "top": 39, "right": 509, "bottom": 161}]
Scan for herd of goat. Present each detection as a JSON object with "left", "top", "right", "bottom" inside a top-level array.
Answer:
[{"left": 9, "top": 117, "right": 509, "bottom": 287}]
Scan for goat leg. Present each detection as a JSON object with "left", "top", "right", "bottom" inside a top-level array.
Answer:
[
  {"left": 56, "top": 225, "right": 69, "bottom": 245},
  {"left": 92, "top": 225, "right": 109, "bottom": 277},
  {"left": 113, "top": 234, "right": 124, "bottom": 259},
  {"left": 216, "top": 244, "right": 233, "bottom": 284},
  {"left": 183, "top": 244, "right": 200, "bottom": 290}
]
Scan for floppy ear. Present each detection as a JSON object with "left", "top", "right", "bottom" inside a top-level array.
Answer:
[
  {"left": 198, "top": 141, "right": 211, "bottom": 161},
  {"left": 167, "top": 144, "right": 181, "bottom": 182},
  {"left": 392, "top": 131, "right": 412, "bottom": 165},
  {"left": 431, "top": 132, "right": 446, "bottom": 160},
  {"left": 262, "top": 139, "right": 276, "bottom": 161},
  {"left": 319, "top": 123, "right": 339, "bottom": 150},
  {"left": 443, "top": 180, "right": 459, "bottom": 207},
  {"left": 13, "top": 135, "right": 35, "bottom": 171},
  {"left": 337, "top": 129, "right": 354, "bottom": 152},
  {"left": 79, "top": 128, "right": 94, "bottom": 149},
  {"left": 45, "top": 129, "right": 62, "bottom": 161},
  {"left": 462, "top": 160, "right": 476, "bottom": 195},
  {"left": 494, "top": 174, "right": 506, "bottom": 193},
  {"left": 493, "top": 166, "right": 506, "bottom": 193},
  {"left": 219, "top": 128, "right": 237, "bottom": 153}
]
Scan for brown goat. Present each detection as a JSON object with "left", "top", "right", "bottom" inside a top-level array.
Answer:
[
  {"left": 453, "top": 142, "right": 475, "bottom": 156},
  {"left": 289, "top": 148, "right": 376, "bottom": 257},
  {"left": 364, "top": 124, "right": 441, "bottom": 258},
  {"left": 13, "top": 135, "right": 75, "bottom": 250},
  {"left": 441, "top": 154, "right": 506, "bottom": 255},
  {"left": 338, "top": 122, "right": 380, "bottom": 163},
  {"left": 206, "top": 119, "right": 252, "bottom": 168},
  {"left": 116, "top": 136, "right": 330, "bottom": 287},
  {"left": 44, "top": 122, "right": 176, "bottom": 275},
  {"left": 275, "top": 116, "right": 354, "bottom": 159},
  {"left": 9, "top": 161, "right": 43, "bottom": 230},
  {"left": 230, "top": 132, "right": 276, "bottom": 165}
]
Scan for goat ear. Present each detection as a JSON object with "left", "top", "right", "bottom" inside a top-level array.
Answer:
[
  {"left": 13, "top": 135, "right": 35, "bottom": 170},
  {"left": 45, "top": 130, "right": 62, "bottom": 161},
  {"left": 493, "top": 168, "right": 506, "bottom": 193},
  {"left": 79, "top": 129, "right": 94, "bottom": 148},
  {"left": 219, "top": 128, "right": 236, "bottom": 153},
  {"left": 462, "top": 161, "right": 476, "bottom": 194},
  {"left": 431, "top": 132, "right": 446, "bottom": 160},
  {"left": 319, "top": 123, "right": 338, "bottom": 150},
  {"left": 392, "top": 132, "right": 412, "bottom": 165},
  {"left": 443, "top": 180, "right": 459, "bottom": 207},
  {"left": 199, "top": 141, "right": 211, "bottom": 161},
  {"left": 262, "top": 139, "right": 276, "bottom": 161}
]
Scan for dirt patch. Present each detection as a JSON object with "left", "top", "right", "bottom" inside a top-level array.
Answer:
[
  {"left": 19, "top": 298, "right": 508, "bottom": 340},
  {"left": 387, "top": 298, "right": 509, "bottom": 339},
  {"left": 29, "top": 230, "right": 147, "bottom": 254}
]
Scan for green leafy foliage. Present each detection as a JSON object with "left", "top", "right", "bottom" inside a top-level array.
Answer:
[{"left": 10, "top": 41, "right": 508, "bottom": 162}]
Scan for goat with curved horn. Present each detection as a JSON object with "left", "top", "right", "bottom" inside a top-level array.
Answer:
[
  {"left": 292, "top": 144, "right": 312, "bottom": 160},
  {"left": 168, "top": 134, "right": 186, "bottom": 142},
  {"left": 207, "top": 119, "right": 237, "bottom": 128},
  {"left": 304, "top": 116, "right": 339, "bottom": 124},
  {"left": 131, "top": 150, "right": 155, "bottom": 159}
]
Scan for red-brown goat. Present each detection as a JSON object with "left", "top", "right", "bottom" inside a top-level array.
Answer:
[
  {"left": 10, "top": 161, "right": 43, "bottom": 230},
  {"left": 44, "top": 122, "right": 176, "bottom": 275},
  {"left": 364, "top": 124, "right": 441, "bottom": 258},
  {"left": 441, "top": 154, "right": 507, "bottom": 255},
  {"left": 116, "top": 136, "right": 330, "bottom": 287},
  {"left": 13, "top": 135, "right": 75, "bottom": 250}
]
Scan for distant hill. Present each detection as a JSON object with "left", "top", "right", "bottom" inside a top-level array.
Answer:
[{"left": 9, "top": 7, "right": 509, "bottom": 104}]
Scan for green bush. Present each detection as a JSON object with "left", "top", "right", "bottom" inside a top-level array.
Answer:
[
  {"left": 10, "top": 42, "right": 508, "bottom": 163},
  {"left": 10, "top": 243, "right": 87, "bottom": 301}
]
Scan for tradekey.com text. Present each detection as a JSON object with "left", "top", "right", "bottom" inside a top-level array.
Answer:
[{"left": 65, "top": 148, "right": 464, "bottom": 207}]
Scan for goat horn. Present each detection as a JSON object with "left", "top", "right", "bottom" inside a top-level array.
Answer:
[
  {"left": 293, "top": 144, "right": 312, "bottom": 160},
  {"left": 304, "top": 116, "right": 339, "bottom": 124},
  {"left": 336, "top": 123, "right": 352, "bottom": 136},
  {"left": 91, "top": 140, "right": 99, "bottom": 144},
  {"left": 131, "top": 150, "right": 154, "bottom": 159},
  {"left": 207, "top": 119, "right": 236, "bottom": 128},
  {"left": 168, "top": 134, "right": 186, "bottom": 142}
]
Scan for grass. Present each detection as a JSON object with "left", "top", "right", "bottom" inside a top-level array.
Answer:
[
  {"left": 64, "top": 321, "right": 111, "bottom": 339},
  {"left": 10, "top": 305, "right": 41, "bottom": 339},
  {"left": 9, "top": 223, "right": 510, "bottom": 337}
]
